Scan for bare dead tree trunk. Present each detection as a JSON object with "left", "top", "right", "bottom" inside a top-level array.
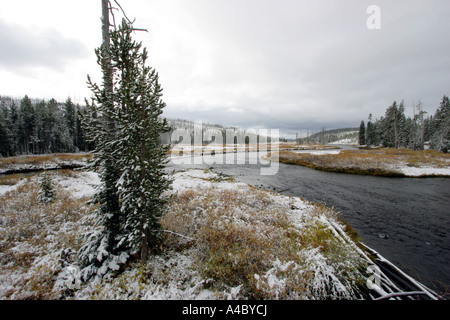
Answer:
[{"left": 101, "top": 0, "right": 113, "bottom": 98}]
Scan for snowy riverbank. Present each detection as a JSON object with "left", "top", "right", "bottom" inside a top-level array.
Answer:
[
  {"left": 0, "top": 153, "right": 91, "bottom": 175},
  {"left": 0, "top": 163, "right": 442, "bottom": 299},
  {"left": 0, "top": 167, "right": 373, "bottom": 299},
  {"left": 272, "top": 148, "right": 450, "bottom": 178}
]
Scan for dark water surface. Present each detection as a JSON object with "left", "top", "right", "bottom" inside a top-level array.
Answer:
[{"left": 167, "top": 150, "right": 450, "bottom": 294}]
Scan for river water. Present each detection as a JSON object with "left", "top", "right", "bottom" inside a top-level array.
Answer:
[{"left": 166, "top": 148, "right": 450, "bottom": 295}]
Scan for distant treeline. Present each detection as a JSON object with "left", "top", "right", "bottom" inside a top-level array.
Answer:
[
  {"left": 0, "top": 95, "right": 269, "bottom": 157},
  {"left": 298, "top": 127, "right": 358, "bottom": 144},
  {"left": 0, "top": 95, "right": 91, "bottom": 157},
  {"left": 359, "top": 95, "right": 449, "bottom": 153}
]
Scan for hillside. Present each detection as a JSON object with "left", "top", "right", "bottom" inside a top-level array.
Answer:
[
  {"left": 163, "top": 118, "right": 262, "bottom": 145},
  {"left": 298, "top": 128, "right": 359, "bottom": 145}
]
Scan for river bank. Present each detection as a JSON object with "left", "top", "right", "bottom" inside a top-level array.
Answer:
[
  {"left": 0, "top": 167, "right": 371, "bottom": 299},
  {"left": 0, "top": 153, "right": 91, "bottom": 175},
  {"left": 268, "top": 148, "right": 450, "bottom": 178},
  {"left": 167, "top": 152, "right": 449, "bottom": 296},
  {"left": 1, "top": 152, "right": 446, "bottom": 299},
  {"left": 2, "top": 164, "right": 441, "bottom": 299}
]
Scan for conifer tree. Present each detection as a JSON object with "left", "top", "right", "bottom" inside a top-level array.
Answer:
[
  {"left": 18, "top": 95, "right": 35, "bottom": 154},
  {"left": 431, "top": 95, "right": 450, "bottom": 152},
  {"left": 80, "top": 19, "right": 171, "bottom": 276},
  {"left": 38, "top": 168, "right": 55, "bottom": 203},
  {"left": 64, "top": 98, "right": 78, "bottom": 151},
  {"left": 359, "top": 120, "right": 366, "bottom": 145},
  {"left": 7, "top": 101, "right": 19, "bottom": 156},
  {"left": 110, "top": 20, "right": 171, "bottom": 263},
  {"left": 0, "top": 102, "right": 12, "bottom": 156},
  {"left": 359, "top": 96, "right": 449, "bottom": 152},
  {"left": 0, "top": 119, "right": 10, "bottom": 157}
]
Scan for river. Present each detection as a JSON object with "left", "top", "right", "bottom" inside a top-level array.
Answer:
[{"left": 166, "top": 148, "right": 450, "bottom": 295}]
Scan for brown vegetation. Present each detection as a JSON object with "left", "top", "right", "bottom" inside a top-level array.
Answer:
[
  {"left": 270, "top": 148, "right": 450, "bottom": 177},
  {"left": 162, "top": 187, "right": 367, "bottom": 299},
  {"left": 0, "top": 179, "right": 94, "bottom": 299}
]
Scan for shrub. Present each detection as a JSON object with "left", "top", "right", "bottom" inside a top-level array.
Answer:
[{"left": 37, "top": 170, "right": 55, "bottom": 203}]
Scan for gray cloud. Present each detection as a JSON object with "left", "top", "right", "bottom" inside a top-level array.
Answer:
[
  {"left": 157, "top": 0, "right": 450, "bottom": 136},
  {"left": 1, "top": 1, "right": 447, "bottom": 138},
  {"left": 0, "top": 19, "right": 88, "bottom": 72}
]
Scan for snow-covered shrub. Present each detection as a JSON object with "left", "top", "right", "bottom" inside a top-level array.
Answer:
[{"left": 37, "top": 170, "right": 55, "bottom": 203}]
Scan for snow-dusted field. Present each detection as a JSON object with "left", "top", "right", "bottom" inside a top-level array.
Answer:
[
  {"left": 0, "top": 168, "right": 376, "bottom": 300},
  {"left": 1, "top": 150, "right": 444, "bottom": 300}
]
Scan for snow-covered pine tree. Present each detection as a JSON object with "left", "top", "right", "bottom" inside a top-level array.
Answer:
[
  {"left": 79, "top": 19, "right": 172, "bottom": 277},
  {"left": 431, "top": 95, "right": 450, "bottom": 153},
  {"left": 379, "top": 101, "right": 406, "bottom": 148},
  {"left": 79, "top": 90, "right": 124, "bottom": 278},
  {"left": 359, "top": 120, "right": 366, "bottom": 145},
  {"left": 111, "top": 20, "right": 172, "bottom": 263},
  {"left": 38, "top": 167, "right": 55, "bottom": 203},
  {"left": 79, "top": 17, "right": 129, "bottom": 277}
]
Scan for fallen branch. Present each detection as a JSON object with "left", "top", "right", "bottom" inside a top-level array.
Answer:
[{"left": 157, "top": 230, "right": 196, "bottom": 242}]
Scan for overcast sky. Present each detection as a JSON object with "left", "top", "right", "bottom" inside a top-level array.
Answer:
[{"left": 0, "top": 0, "right": 449, "bottom": 137}]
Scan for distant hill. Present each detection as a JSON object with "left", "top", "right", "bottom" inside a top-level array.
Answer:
[
  {"left": 161, "top": 118, "right": 262, "bottom": 145},
  {"left": 298, "top": 127, "right": 359, "bottom": 145},
  {"left": 163, "top": 120, "right": 358, "bottom": 145}
]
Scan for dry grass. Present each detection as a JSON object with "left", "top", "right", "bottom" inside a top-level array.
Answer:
[
  {"left": 162, "top": 187, "right": 367, "bottom": 299},
  {"left": 278, "top": 143, "right": 340, "bottom": 151},
  {"left": 168, "top": 143, "right": 335, "bottom": 156},
  {"left": 0, "top": 174, "right": 32, "bottom": 186},
  {"left": 0, "top": 153, "right": 92, "bottom": 171},
  {"left": 272, "top": 148, "right": 450, "bottom": 177},
  {"left": 0, "top": 178, "right": 95, "bottom": 299},
  {"left": 0, "top": 168, "right": 368, "bottom": 300}
]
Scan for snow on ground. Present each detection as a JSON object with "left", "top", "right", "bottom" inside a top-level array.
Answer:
[
  {"left": 0, "top": 179, "right": 27, "bottom": 196},
  {"left": 54, "top": 171, "right": 101, "bottom": 199},
  {"left": 291, "top": 149, "right": 342, "bottom": 155},
  {"left": 0, "top": 168, "right": 372, "bottom": 299},
  {"left": 397, "top": 165, "right": 450, "bottom": 177},
  {"left": 0, "top": 154, "right": 89, "bottom": 174},
  {"left": 171, "top": 169, "right": 248, "bottom": 192}
]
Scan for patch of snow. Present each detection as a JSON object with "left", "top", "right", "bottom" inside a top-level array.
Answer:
[
  {"left": 0, "top": 179, "right": 27, "bottom": 196},
  {"left": 171, "top": 169, "right": 248, "bottom": 193},
  {"left": 291, "top": 150, "right": 342, "bottom": 155},
  {"left": 397, "top": 166, "right": 450, "bottom": 177},
  {"left": 55, "top": 172, "right": 101, "bottom": 199}
]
